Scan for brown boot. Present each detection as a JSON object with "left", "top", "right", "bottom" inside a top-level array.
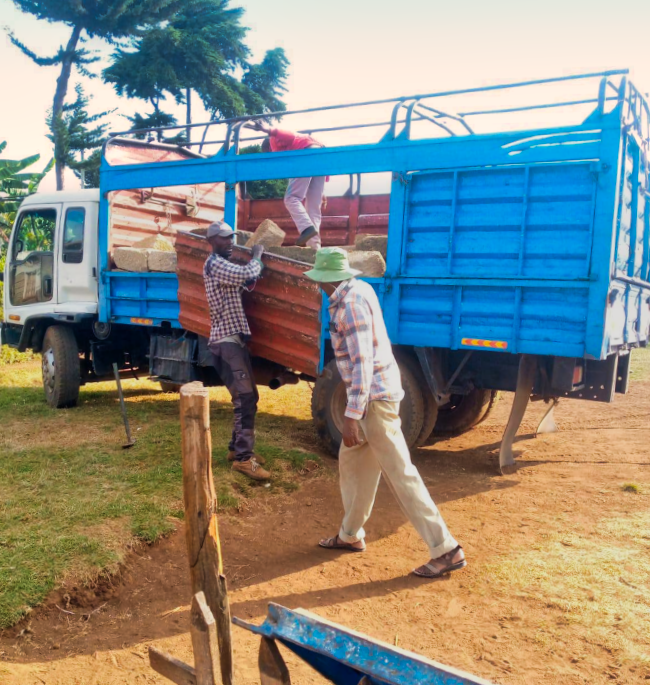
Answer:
[
  {"left": 228, "top": 451, "right": 265, "bottom": 464},
  {"left": 232, "top": 458, "right": 271, "bottom": 481}
]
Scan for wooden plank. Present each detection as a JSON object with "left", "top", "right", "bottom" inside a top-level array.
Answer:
[
  {"left": 149, "top": 646, "right": 197, "bottom": 685},
  {"left": 180, "top": 382, "right": 234, "bottom": 685},
  {"left": 259, "top": 637, "right": 291, "bottom": 685},
  {"left": 190, "top": 591, "right": 220, "bottom": 685}
]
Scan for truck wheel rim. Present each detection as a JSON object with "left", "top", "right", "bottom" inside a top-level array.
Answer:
[{"left": 42, "top": 348, "right": 55, "bottom": 392}]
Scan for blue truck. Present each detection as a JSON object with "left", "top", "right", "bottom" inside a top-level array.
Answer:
[{"left": 3, "top": 69, "right": 649, "bottom": 471}]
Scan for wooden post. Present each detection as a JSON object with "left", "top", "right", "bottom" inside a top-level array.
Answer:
[
  {"left": 180, "top": 382, "right": 234, "bottom": 685},
  {"left": 190, "top": 592, "right": 220, "bottom": 685},
  {"left": 259, "top": 638, "right": 291, "bottom": 685},
  {"left": 149, "top": 647, "right": 197, "bottom": 685}
]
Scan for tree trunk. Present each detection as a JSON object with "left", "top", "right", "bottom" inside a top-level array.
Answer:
[
  {"left": 186, "top": 88, "right": 192, "bottom": 144},
  {"left": 53, "top": 25, "right": 83, "bottom": 190}
]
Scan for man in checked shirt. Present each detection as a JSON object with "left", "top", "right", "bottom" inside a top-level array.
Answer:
[
  {"left": 204, "top": 220, "right": 271, "bottom": 481},
  {"left": 306, "top": 248, "right": 465, "bottom": 578}
]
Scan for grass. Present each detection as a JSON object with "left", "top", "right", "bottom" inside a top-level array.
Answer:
[
  {"left": 621, "top": 483, "right": 640, "bottom": 493},
  {"left": 629, "top": 346, "right": 650, "bottom": 381},
  {"left": 0, "top": 362, "right": 321, "bottom": 629},
  {"left": 477, "top": 509, "right": 650, "bottom": 667}
]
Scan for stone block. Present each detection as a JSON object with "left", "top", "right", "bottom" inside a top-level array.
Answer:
[
  {"left": 348, "top": 250, "right": 386, "bottom": 277},
  {"left": 148, "top": 250, "right": 178, "bottom": 272},
  {"left": 113, "top": 247, "right": 150, "bottom": 272},
  {"left": 245, "top": 219, "right": 286, "bottom": 248}
]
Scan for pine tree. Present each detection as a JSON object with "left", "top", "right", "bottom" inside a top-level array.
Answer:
[
  {"left": 46, "top": 85, "right": 113, "bottom": 189},
  {"left": 103, "top": 0, "right": 289, "bottom": 144},
  {"left": 8, "top": 0, "right": 200, "bottom": 189}
]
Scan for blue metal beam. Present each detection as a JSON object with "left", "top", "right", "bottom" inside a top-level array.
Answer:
[{"left": 234, "top": 603, "right": 495, "bottom": 685}]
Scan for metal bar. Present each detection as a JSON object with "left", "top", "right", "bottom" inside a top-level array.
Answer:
[
  {"left": 460, "top": 96, "right": 618, "bottom": 117},
  {"left": 517, "top": 166, "right": 531, "bottom": 276},
  {"left": 443, "top": 351, "right": 473, "bottom": 393},
  {"left": 108, "top": 70, "right": 630, "bottom": 140},
  {"left": 447, "top": 171, "right": 459, "bottom": 274}
]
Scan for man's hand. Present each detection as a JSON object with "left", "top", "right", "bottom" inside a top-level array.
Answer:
[
  {"left": 342, "top": 417, "right": 363, "bottom": 448},
  {"left": 248, "top": 120, "right": 271, "bottom": 134},
  {"left": 251, "top": 244, "right": 265, "bottom": 261}
]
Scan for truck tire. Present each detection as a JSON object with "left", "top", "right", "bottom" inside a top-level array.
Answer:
[
  {"left": 311, "top": 359, "right": 425, "bottom": 457},
  {"left": 395, "top": 351, "right": 438, "bottom": 447},
  {"left": 41, "top": 326, "right": 80, "bottom": 409},
  {"left": 430, "top": 389, "right": 499, "bottom": 438}
]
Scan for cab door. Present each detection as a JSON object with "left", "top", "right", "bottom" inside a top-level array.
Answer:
[
  {"left": 5, "top": 205, "right": 60, "bottom": 323},
  {"left": 56, "top": 201, "right": 98, "bottom": 311}
]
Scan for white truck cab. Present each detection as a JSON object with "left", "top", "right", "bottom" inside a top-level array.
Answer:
[
  {"left": 2, "top": 190, "right": 101, "bottom": 406},
  {"left": 3, "top": 189, "right": 100, "bottom": 323}
]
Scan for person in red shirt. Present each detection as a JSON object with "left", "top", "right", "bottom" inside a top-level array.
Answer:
[{"left": 250, "top": 121, "right": 326, "bottom": 248}]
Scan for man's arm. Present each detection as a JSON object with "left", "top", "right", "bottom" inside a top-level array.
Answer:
[
  {"left": 206, "top": 256, "right": 262, "bottom": 287},
  {"left": 343, "top": 296, "right": 375, "bottom": 420}
]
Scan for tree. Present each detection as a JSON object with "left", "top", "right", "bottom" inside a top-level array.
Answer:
[
  {"left": 0, "top": 142, "right": 53, "bottom": 245},
  {"left": 238, "top": 145, "right": 287, "bottom": 200},
  {"left": 103, "top": 0, "right": 289, "bottom": 144},
  {"left": 8, "top": 0, "right": 200, "bottom": 189},
  {"left": 47, "top": 85, "right": 113, "bottom": 189}
]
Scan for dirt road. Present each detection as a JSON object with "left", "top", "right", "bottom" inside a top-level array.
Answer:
[{"left": 1, "top": 381, "right": 649, "bottom": 684}]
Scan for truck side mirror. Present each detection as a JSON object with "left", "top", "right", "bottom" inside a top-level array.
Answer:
[{"left": 14, "top": 239, "right": 23, "bottom": 256}]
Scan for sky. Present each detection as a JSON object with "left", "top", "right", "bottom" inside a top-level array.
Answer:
[{"left": 1, "top": 0, "right": 649, "bottom": 193}]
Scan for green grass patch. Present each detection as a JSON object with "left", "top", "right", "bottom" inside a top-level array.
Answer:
[
  {"left": 0, "top": 362, "right": 320, "bottom": 628},
  {"left": 629, "top": 346, "right": 650, "bottom": 381},
  {"left": 621, "top": 483, "right": 640, "bottom": 493}
]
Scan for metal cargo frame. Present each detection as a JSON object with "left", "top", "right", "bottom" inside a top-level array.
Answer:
[{"left": 98, "top": 70, "right": 650, "bottom": 366}]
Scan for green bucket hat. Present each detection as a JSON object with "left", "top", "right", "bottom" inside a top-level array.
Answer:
[{"left": 304, "top": 247, "right": 362, "bottom": 283}]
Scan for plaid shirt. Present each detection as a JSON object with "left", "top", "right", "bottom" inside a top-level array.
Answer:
[
  {"left": 328, "top": 279, "right": 403, "bottom": 419},
  {"left": 203, "top": 253, "right": 262, "bottom": 346}
]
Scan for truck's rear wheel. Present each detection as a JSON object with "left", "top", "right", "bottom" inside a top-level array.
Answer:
[
  {"left": 311, "top": 359, "right": 424, "bottom": 457},
  {"left": 41, "top": 326, "right": 80, "bottom": 409},
  {"left": 395, "top": 351, "right": 438, "bottom": 447},
  {"left": 430, "top": 389, "right": 499, "bottom": 438}
]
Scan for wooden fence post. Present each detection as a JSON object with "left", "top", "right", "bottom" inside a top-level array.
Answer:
[{"left": 180, "top": 382, "right": 234, "bottom": 685}]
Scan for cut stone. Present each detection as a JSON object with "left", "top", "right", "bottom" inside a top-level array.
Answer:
[
  {"left": 113, "top": 247, "right": 150, "bottom": 272},
  {"left": 348, "top": 250, "right": 386, "bottom": 277},
  {"left": 148, "top": 250, "right": 178, "bottom": 272},
  {"left": 132, "top": 234, "right": 174, "bottom": 251},
  {"left": 245, "top": 219, "right": 286, "bottom": 248},
  {"left": 354, "top": 234, "right": 388, "bottom": 258},
  {"left": 266, "top": 245, "right": 317, "bottom": 264}
]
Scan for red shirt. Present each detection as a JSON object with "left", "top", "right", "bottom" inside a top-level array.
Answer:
[{"left": 269, "top": 128, "right": 323, "bottom": 152}]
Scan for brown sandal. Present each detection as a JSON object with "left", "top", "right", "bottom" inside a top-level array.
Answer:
[
  {"left": 318, "top": 535, "right": 366, "bottom": 553},
  {"left": 412, "top": 546, "right": 466, "bottom": 578}
]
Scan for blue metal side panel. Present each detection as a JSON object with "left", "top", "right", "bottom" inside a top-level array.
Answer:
[
  {"left": 105, "top": 272, "right": 181, "bottom": 327},
  {"left": 394, "top": 280, "right": 589, "bottom": 358},
  {"left": 403, "top": 162, "right": 597, "bottom": 279}
]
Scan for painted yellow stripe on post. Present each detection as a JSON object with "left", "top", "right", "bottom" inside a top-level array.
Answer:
[{"left": 461, "top": 337, "right": 508, "bottom": 350}]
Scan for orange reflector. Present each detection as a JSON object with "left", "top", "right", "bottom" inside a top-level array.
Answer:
[
  {"left": 8, "top": 314, "right": 20, "bottom": 322},
  {"left": 461, "top": 337, "right": 508, "bottom": 350},
  {"left": 572, "top": 364, "right": 583, "bottom": 385},
  {"left": 130, "top": 317, "right": 153, "bottom": 325}
]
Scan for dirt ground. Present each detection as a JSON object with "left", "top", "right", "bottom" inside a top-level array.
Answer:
[{"left": 1, "top": 380, "right": 649, "bottom": 684}]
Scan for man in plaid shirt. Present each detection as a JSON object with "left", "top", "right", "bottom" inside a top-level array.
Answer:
[
  {"left": 306, "top": 248, "right": 465, "bottom": 579},
  {"left": 204, "top": 220, "right": 270, "bottom": 481}
]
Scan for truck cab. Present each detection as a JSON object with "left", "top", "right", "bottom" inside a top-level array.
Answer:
[{"left": 2, "top": 189, "right": 100, "bottom": 341}]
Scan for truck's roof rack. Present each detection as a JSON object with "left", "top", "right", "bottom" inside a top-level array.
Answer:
[{"left": 105, "top": 69, "right": 649, "bottom": 164}]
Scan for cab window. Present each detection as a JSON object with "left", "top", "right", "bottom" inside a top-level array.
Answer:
[{"left": 63, "top": 207, "right": 85, "bottom": 263}]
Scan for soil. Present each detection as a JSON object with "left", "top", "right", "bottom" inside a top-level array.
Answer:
[{"left": 1, "top": 383, "right": 649, "bottom": 685}]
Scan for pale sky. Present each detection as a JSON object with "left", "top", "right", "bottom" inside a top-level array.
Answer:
[{"left": 1, "top": 0, "right": 649, "bottom": 193}]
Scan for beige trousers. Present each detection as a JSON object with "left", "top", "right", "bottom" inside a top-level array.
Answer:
[
  {"left": 337, "top": 400, "right": 458, "bottom": 559},
  {"left": 284, "top": 176, "right": 326, "bottom": 248}
]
